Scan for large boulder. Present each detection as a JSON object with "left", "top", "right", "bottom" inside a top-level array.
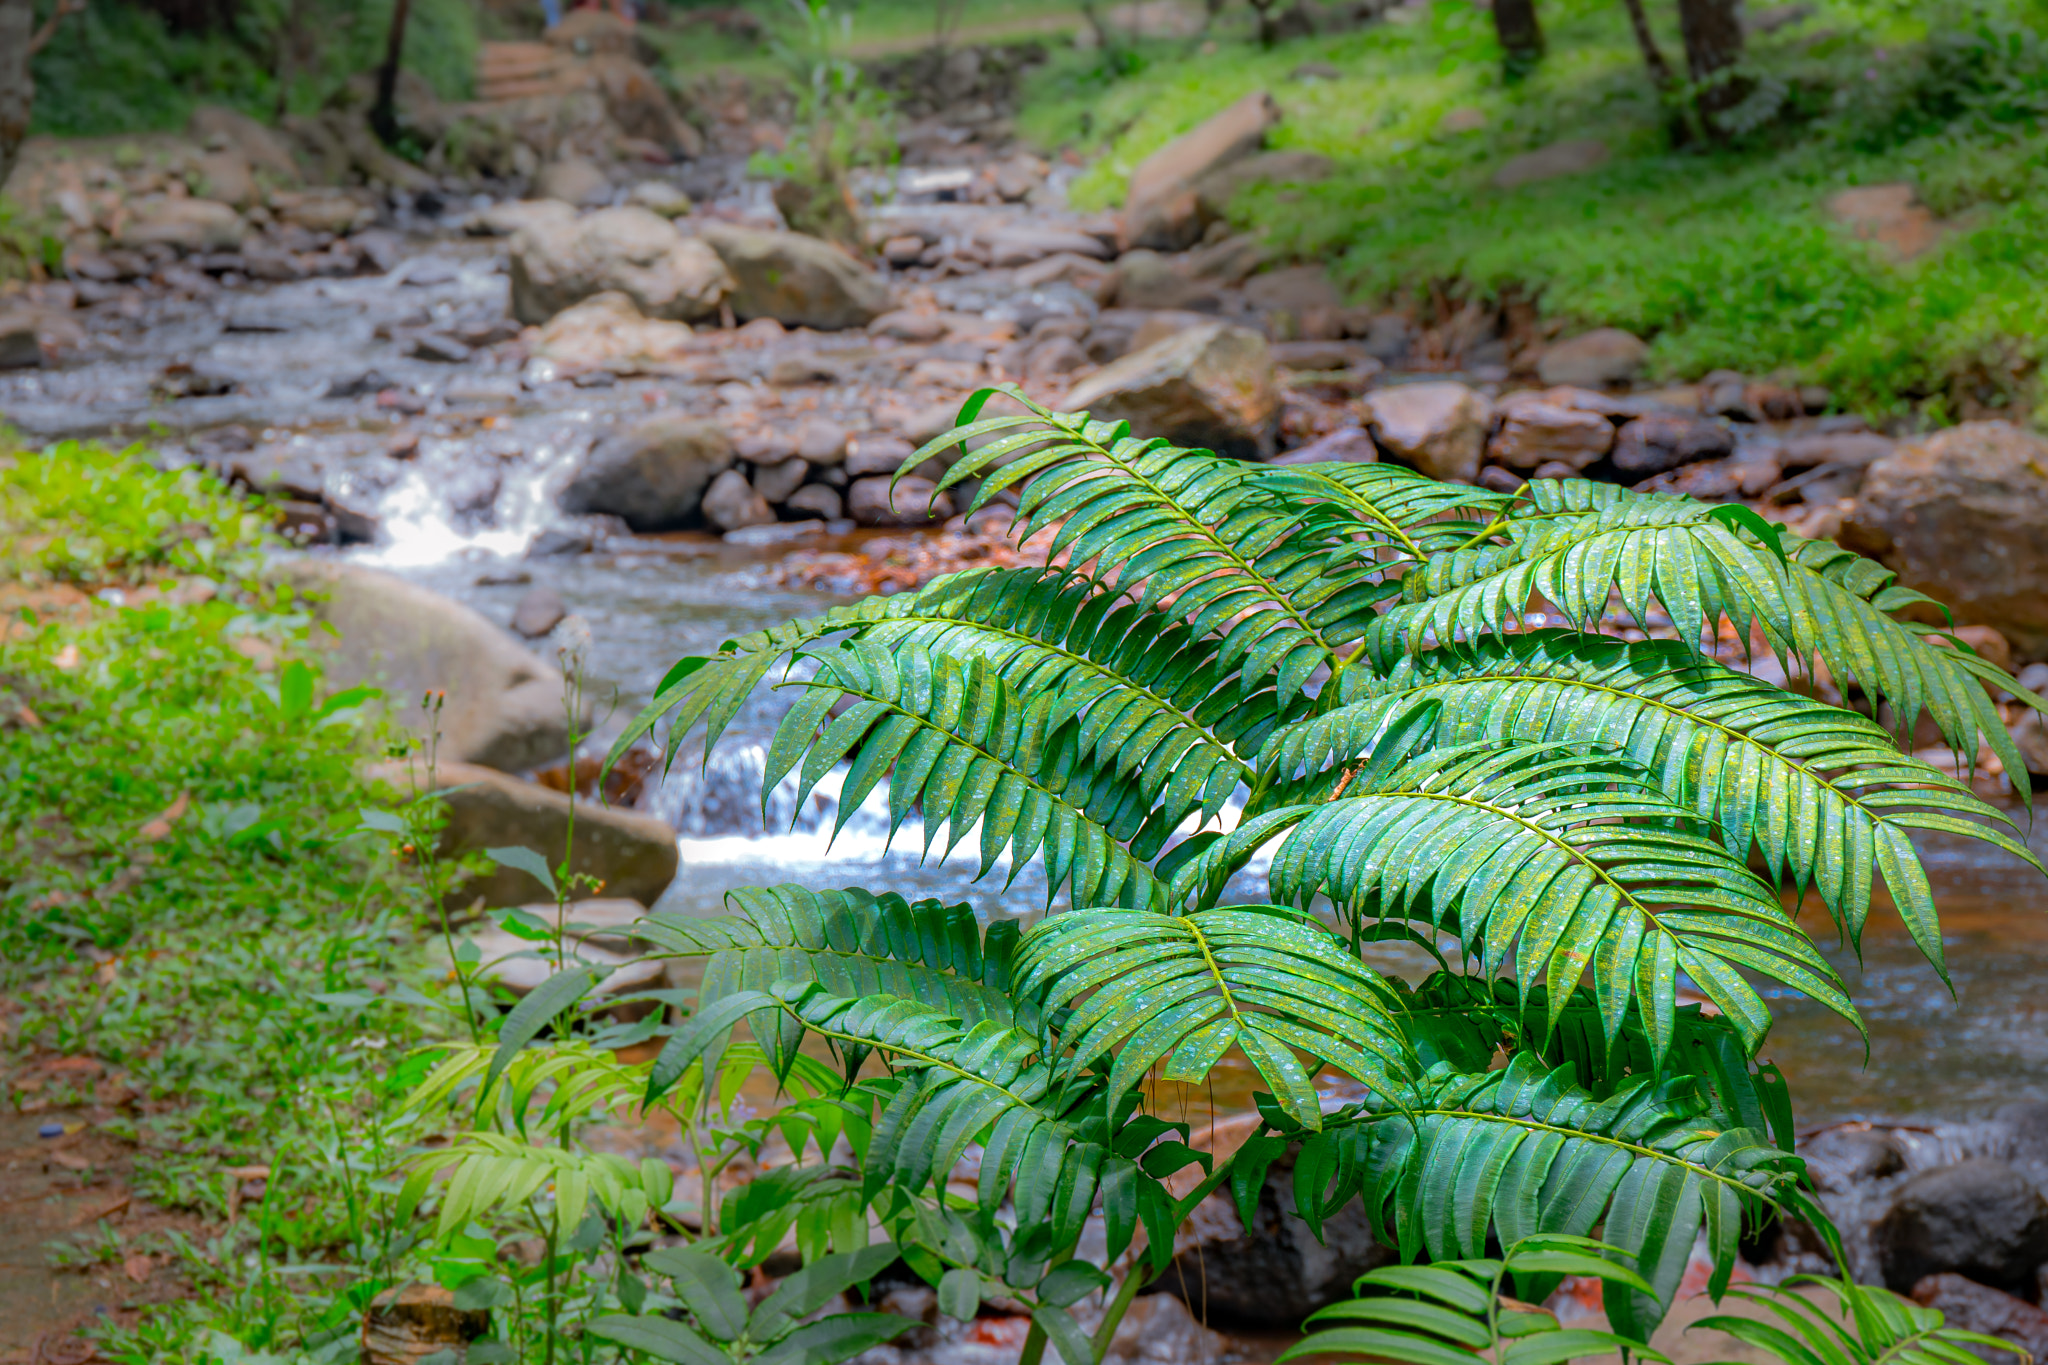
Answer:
[
  {"left": 1841, "top": 422, "right": 2048, "bottom": 662},
  {"left": 1063, "top": 322, "right": 1281, "bottom": 459},
  {"left": 1611, "top": 412, "right": 1735, "bottom": 476},
  {"left": 1363, "top": 381, "right": 1493, "bottom": 483},
  {"left": 367, "top": 760, "right": 678, "bottom": 909},
  {"left": 1487, "top": 392, "right": 1614, "bottom": 471},
  {"left": 531, "top": 291, "right": 695, "bottom": 375},
  {"left": 558, "top": 416, "right": 735, "bottom": 531},
  {"left": 509, "top": 206, "right": 733, "bottom": 325},
  {"left": 1874, "top": 1158, "right": 2048, "bottom": 1293},
  {"left": 1123, "top": 91, "right": 1281, "bottom": 252},
  {"left": 1911, "top": 1274, "right": 2048, "bottom": 1365},
  {"left": 534, "top": 155, "right": 612, "bottom": 207},
  {"left": 848, "top": 475, "right": 955, "bottom": 527},
  {"left": 117, "top": 197, "right": 247, "bottom": 254},
  {"left": 279, "top": 561, "right": 575, "bottom": 772},
  {"left": 697, "top": 225, "right": 890, "bottom": 331},
  {"left": 1149, "top": 1116, "right": 1394, "bottom": 1326}
]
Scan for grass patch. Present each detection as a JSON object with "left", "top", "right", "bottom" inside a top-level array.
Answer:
[
  {"left": 1, "top": 439, "right": 449, "bottom": 1359},
  {"left": 1017, "top": 0, "right": 2048, "bottom": 422}
]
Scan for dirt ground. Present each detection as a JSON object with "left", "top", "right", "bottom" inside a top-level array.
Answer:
[{"left": 0, "top": 1069, "right": 208, "bottom": 1364}]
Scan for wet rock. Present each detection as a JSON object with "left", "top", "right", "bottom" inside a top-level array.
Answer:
[
  {"left": 1271, "top": 339, "right": 1378, "bottom": 371},
  {"left": 509, "top": 206, "right": 732, "bottom": 325},
  {"left": 1781, "top": 431, "right": 1894, "bottom": 470},
  {"left": 1124, "top": 90, "right": 1281, "bottom": 251},
  {"left": 279, "top": 561, "right": 576, "bottom": 771},
  {"left": 1104, "top": 1294, "right": 1227, "bottom": 1364},
  {"left": 1840, "top": 423, "right": 2048, "bottom": 661},
  {"left": 1611, "top": 412, "right": 1735, "bottom": 476},
  {"left": 1268, "top": 425, "right": 1377, "bottom": 465},
  {"left": 846, "top": 435, "right": 918, "bottom": 478},
  {"left": 464, "top": 924, "right": 667, "bottom": 1020},
  {"left": 472, "top": 199, "right": 578, "bottom": 237},
  {"left": 361, "top": 1284, "right": 489, "bottom": 1365},
  {"left": 1152, "top": 1122, "right": 1395, "bottom": 1326},
  {"left": 1537, "top": 328, "right": 1649, "bottom": 388},
  {"left": 1487, "top": 392, "right": 1615, "bottom": 470},
  {"left": 881, "top": 235, "right": 926, "bottom": 267},
  {"left": 1245, "top": 265, "right": 1347, "bottom": 337},
  {"left": 849, "top": 475, "right": 954, "bottom": 527},
  {"left": 117, "top": 197, "right": 247, "bottom": 254},
  {"left": 698, "top": 224, "right": 889, "bottom": 330},
  {"left": 628, "top": 180, "right": 693, "bottom": 218},
  {"left": 195, "top": 149, "right": 258, "bottom": 210},
  {"left": 786, "top": 484, "right": 843, "bottom": 520},
  {"left": 559, "top": 415, "right": 736, "bottom": 531},
  {"left": 1113, "top": 251, "right": 1219, "bottom": 312},
  {"left": 985, "top": 226, "right": 1111, "bottom": 266},
  {"left": 535, "top": 155, "right": 612, "bottom": 207},
  {"left": 1478, "top": 465, "right": 1527, "bottom": 493},
  {"left": 511, "top": 586, "right": 568, "bottom": 639},
  {"left": 272, "top": 189, "right": 374, "bottom": 235},
  {"left": 796, "top": 417, "right": 851, "bottom": 463},
  {"left": 1801, "top": 1126, "right": 1907, "bottom": 1191},
  {"left": 1025, "top": 334, "right": 1093, "bottom": 385},
  {"left": 1363, "top": 381, "right": 1493, "bottom": 483},
  {"left": 527, "top": 527, "right": 594, "bottom": 557},
  {"left": 1874, "top": 1159, "right": 2048, "bottom": 1293},
  {"left": 768, "top": 352, "right": 850, "bottom": 386},
  {"left": 870, "top": 310, "right": 947, "bottom": 342},
  {"left": 751, "top": 456, "right": 809, "bottom": 503},
  {"left": 1911, "top": 1275, "right": 2048, "bottom": 1365},
  {"left": 0, "top": 316, "right": 41, "bottom": 369},
  {"left": 701, "top": 468, "right": 776, "bottom": 531},
  {"left": 409, "top": 332, "right": 473, "bottom": 363},
  {"left": 531, "top": 291, "right": 695, "bottom": 374},
  {"left": 367, "top": 759, "right": 678, "bottom": 908},
  {"left": 1494, "top": 138, "right": 1610, "bottom": 190},
  {"left": 1064, "top": 321, "right": 1282, "bottom": 459}
]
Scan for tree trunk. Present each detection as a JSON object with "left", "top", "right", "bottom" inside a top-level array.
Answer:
[
  {"left": 0, "top": 0, "right": 34, "bottom": 194},
  {"left": 1618, "top": 0, "right": 1675, "bottom": 90},
  {"left": 370, "top": 0, "right": 414, "bottom": 147},
  {"left": 1677, "top": 0, "right": 1750, "bottom": 134},
  {"left": 1492, "top": 0, "right": 1545, "bottom": 80}
]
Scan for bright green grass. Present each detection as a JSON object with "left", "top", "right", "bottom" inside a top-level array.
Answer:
[{"left": 1017, "top": 0, "right": 2048, "bottom": 422}]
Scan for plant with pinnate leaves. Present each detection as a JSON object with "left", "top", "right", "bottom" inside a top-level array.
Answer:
[{"left": 592, "top": 387, "right": 2044, "bottom": 1364}]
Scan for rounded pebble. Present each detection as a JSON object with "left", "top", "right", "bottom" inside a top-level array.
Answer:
[{"left": 38, "top": 1122, "right": 64, "bottom": 1139}]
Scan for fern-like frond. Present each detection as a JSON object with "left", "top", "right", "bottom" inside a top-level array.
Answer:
[
  {"left": 1357, "top": 1052, "right": 1802, "bottom": 1339},
  {"left": 919, "top": 388, "right": 1398, "bottom": 700},
  {"left": 1193, "top": 741, "right": 1854, "bottom": 1062},
  {"left": 1393, "top": 973, "right": 1795, "bottom": 1146},
  {"left": 755, "top": 983, "right": 1178, "bottom": 1284},
  {"left": 1250, "top": 460, "right": 1514, "bottom": 564},
  {"left": 641, "top": 885, "right": 1036, "bottom": 1073},
  {"left": 766, "top": 644, "right": 1168, "bottom": 909},
  {"left": 1313, "top": 631, "right": 2040, "bottom": 981},
  {"left": 1371, "top": 479, "right": 2034, "bottom": 785},
  {"left": 1013, "top": 905, "right": 1416, "bottom": 1129}
]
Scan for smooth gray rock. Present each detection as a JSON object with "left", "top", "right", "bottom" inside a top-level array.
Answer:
[
  {"left": 280, "top": 560, "right": 576, "bottom": 771},
  {"left": 558, "top": 417, "right": 735, "bottom": 531},
  {"left": 1875, "top": 1158, "right": 2048, "bottom": 1293}
]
